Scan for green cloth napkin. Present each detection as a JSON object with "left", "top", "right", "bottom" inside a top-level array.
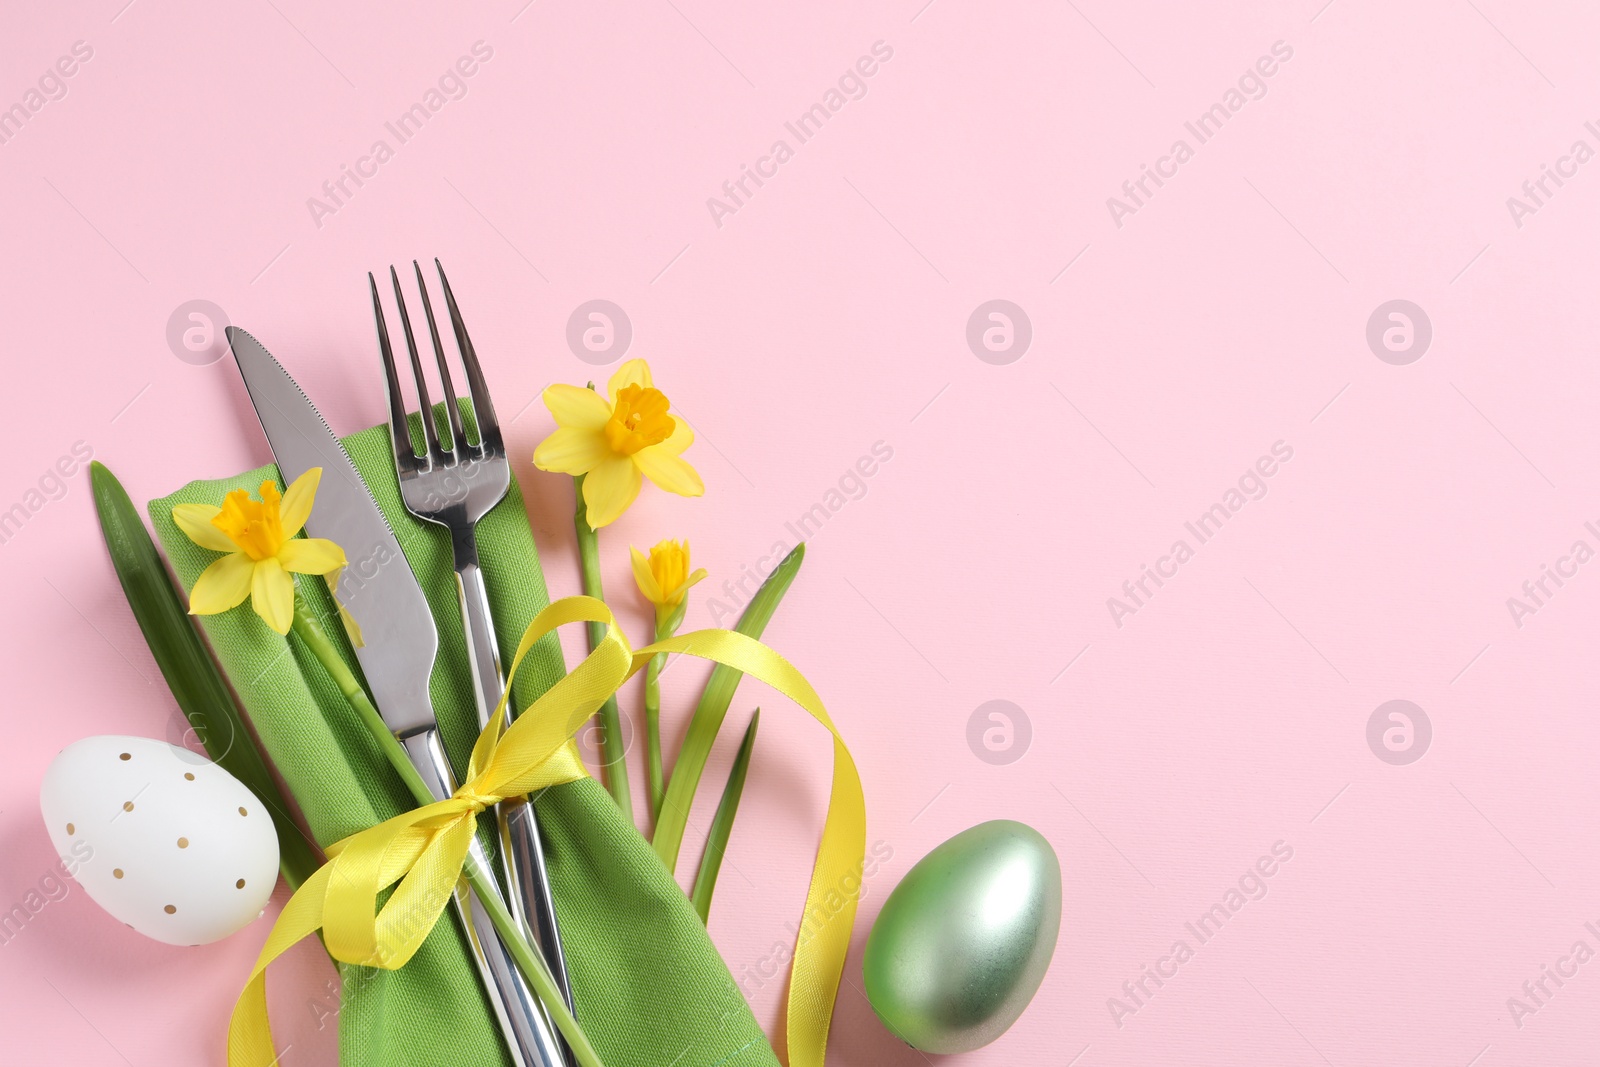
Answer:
[{"left": 149, "top": 422, "right": 779, "bottom": 1067}]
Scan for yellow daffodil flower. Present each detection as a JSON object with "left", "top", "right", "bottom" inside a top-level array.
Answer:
[
  {"left": 533, "top": 359, "right": 703, "bottom": 528},
  {"left": 171, "top": 469, "right": 347, "bottom": 635},
  {"left": 631, "top": 539, "right": 707, "bottom": 626}
]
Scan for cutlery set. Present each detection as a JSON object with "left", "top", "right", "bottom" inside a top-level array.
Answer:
[{"left": 227, "top": 261, "right": 575, "bottom": 1067}]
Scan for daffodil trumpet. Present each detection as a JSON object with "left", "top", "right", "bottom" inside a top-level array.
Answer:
[
  {"left": 631, "top": 539, "right": 707, "bottom": 825},
  {"left": 532, "top": 360, "right": 704, "bottom": 529},
  {"left": 172, "top": 469, "right": 347, "bottom": 635},
  {"left": 531, "top": 360, "right": 705, "bottom": 827}
]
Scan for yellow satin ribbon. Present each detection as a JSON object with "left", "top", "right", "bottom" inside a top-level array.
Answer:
[{"left": 228, "top": 595, "right": 864, "bottom": 1067}]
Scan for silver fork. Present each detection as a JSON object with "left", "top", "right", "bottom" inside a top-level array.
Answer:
[{"left": 370, "top": 261, "right": 578, "bottom": 1043}]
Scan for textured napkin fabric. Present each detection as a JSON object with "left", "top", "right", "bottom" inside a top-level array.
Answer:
[{"left": 149, "top": 420, "right": 778, "bottom": 1067}]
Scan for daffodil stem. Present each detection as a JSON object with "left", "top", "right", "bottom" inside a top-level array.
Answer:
[
  {"left": 571, "top": 474, "right": 635, "bottom": 827},
  {"left": 643, "top": 616, "right": 674, "bottom": 829},
  {"left": 653, "top": 543, "right": 805, "bottom": 873},
  {"left": 460, "top": 848, "right": 606, "bottom": 1067},
  {"left": 289, "top": 603, "right": 433, "bottom": 802},
  {"left": 289, "top": 598, "right": 606, "bottom": 1067}
]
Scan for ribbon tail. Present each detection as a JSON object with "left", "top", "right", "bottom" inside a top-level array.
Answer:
[
  {"left": 633, "top": 627, "right": 868, "bottom": 1067},
  {"left": 228, "top": 595, "right": 865, "bottom": 1067},
  {"left": 228, "top": 862, "right": 333, "bottom": 1066},
  {"left": 786, "top": 734, "right": 865, "bottom": 1067}
]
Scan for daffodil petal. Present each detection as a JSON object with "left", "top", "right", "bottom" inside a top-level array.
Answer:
[
  {"left": 188, "top": 552, "right": 255, "bottom": 615},
  {"left": 583, "top": 455, "right": 642, "bottom": 528},
  {"left": 533, "top": 427, "right": 610, "bottom": 475},
  {"left": 634, "top": 445, "right": 705, "bottom": 498},
  {"left": 327, "top": 567, "right": 365, "bottom": 648},
  {"left": 543, "top": 384, "right": 612, "bottom": 430},
  {"left": 172, "top": 504, "right": 237, "bottom": 553},
  {"left": 658, "top": 415, "right": 694, "bottom": 457},
  {"left": 606, "top": 359, "right": 653, "bottom": 402},
  {"left": 251, "top": 557, "right": 295, "bottom": 635},
  {"left": 631, "top": 545, "right": 664, "bottom": 605},
  {"left": 278, "top": 537, "right": 347, "bottom": 576},
  {"left": 683, "top": 567, "right": 708, "bottom": 592},
  {"left": 337, "top": 601, "right": 366, "bottom": 648},
  {"left": 279, "top": 469, "right": 322, "bottom": 538}
]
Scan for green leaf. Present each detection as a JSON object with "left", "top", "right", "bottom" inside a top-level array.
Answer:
[
  {"left": 654, "top": 542, "right": 804, "bottom": 872},
  {"left": 689, "top": 709, "right": 759, "bottom": 923},
  {"left": 91, "top": 462, "right": 322, "bottom": 889}
]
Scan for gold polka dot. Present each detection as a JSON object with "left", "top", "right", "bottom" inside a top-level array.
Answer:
[
  {"left": 238, "top": 807, "right": 248, "bottom": 817},
  {"left": 119, "top": 752, "right": 131, "bottom": 761},
  {"left": 65, "top": 822, "right": 74, "bottom": 835},
  {"left": 163, "top": 905, "right": 176, "bottom": 915},
  {"left": 113, "top": 869, "right": 124, "bottom": 879},
  {"left": 122, "top": 801, "right": 134, "bottom": 812},
  {"left": 184, "top": 773, "right": 195, "bottom": 781},
  {"left": 236, "top": 879, "right": 246, "bottom": 889},
  {"left": 177, "top": 837, "right": 189, "bottom": 849}
]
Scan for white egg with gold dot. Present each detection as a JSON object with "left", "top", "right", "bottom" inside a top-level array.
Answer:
[{"left": 39, "top": 735, "right": 280, "bottom": 945}]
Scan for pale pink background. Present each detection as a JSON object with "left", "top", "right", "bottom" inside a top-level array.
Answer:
[{"left": 2, "top": 0, "right": 1597, "bottom": 1064}]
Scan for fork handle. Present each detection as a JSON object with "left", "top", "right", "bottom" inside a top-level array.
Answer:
[
  {"left": 402, "top": 729, "right": 565, "bottom": 1067},
  {"left": 451, "top": 528, "right": 580, "bottom": 1024},
  {"left": 454, "top": 538, "right": 508, "bottom": 732}
]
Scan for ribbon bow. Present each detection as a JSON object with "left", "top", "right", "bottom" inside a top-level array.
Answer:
[{"left": 229, "top": 596, "right": 864, "bottom": 1067}]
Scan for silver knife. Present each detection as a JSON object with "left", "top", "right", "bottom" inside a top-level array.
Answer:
[{"left": 226, "top": 326, "right": 566, "bottom": 1067}]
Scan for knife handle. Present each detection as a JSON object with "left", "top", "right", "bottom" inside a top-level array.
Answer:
[
  {"left": 503, "top": 796, "right": 576, "bottom": 1011},
  {"left": 402, "top": 730, "right": 566, "bottom": 1067},
  {"left": 453, "top": 540, "right": 579, "bottom": 1023}
]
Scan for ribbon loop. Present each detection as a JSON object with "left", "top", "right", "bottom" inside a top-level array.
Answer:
[{"left": 229, "top": 596, "right": 863, "bottom": 1067}]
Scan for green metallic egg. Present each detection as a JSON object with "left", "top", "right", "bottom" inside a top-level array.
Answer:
[{"left": 863, "top": 820, "right": 1061, "bottom": 1054}]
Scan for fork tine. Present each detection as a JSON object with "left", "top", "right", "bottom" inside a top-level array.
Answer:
[
  {"left": 414, "top": 260, "right": 468, "bottom": 455},
  {"left": 435, "top": 259, "right": 502, "bottom": 449},
  {"left": 389, "top": 265, "right": 447, "bottom": 464},
  {"left": 370, "top": 272, "right": 418, "bottom": 471}
]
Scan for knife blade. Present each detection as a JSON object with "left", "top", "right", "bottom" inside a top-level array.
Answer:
[{"left": 226, "top": 326, "right": 566, "bottom": 1067}]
